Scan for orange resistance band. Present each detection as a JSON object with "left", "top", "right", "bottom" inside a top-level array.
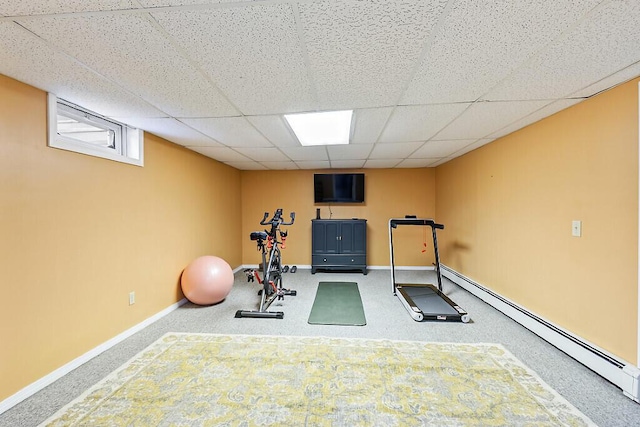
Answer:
[{"left": 422, "top": 227, "right": 427, "bottom": 253}]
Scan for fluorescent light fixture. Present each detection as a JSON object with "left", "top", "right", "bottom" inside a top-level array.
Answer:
[{"left": 284, "top": 110, "right": 353, "bottom": 146}]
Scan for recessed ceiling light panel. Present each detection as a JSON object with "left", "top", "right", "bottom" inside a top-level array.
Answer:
[{"left": 284, "top": 110, "right": 353, "bottom": 146}]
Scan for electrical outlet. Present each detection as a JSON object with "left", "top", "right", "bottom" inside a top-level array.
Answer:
[
  {"left": 129, "top": 291, "right": 135, "bottom": 305},
  {"left": 572, "top": 220, "right": 582, "bottom": 237}
]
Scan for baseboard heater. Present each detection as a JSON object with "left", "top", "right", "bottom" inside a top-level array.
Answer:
[{"left": 441, "top": 264, "right": 640, "bottom": 403}]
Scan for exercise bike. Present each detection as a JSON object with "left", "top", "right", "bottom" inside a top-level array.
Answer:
[{"left": 235, "top": 209, "right": 296, "bottom": 319}]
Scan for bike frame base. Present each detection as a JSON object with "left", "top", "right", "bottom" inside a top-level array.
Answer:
[
  {"left": 234, "top": 310, "right": 284, "bottom": 319},
  {"left": 258, "top": 289, "right": 297, "bottom": 296}
]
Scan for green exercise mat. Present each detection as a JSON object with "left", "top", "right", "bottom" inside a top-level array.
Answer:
[{"left": 308, "top": 281, "right": 366, "bottom": 326}]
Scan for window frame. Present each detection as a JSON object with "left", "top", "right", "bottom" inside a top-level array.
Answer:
[{"left": 47, "top": 94, "right": 144, "bottom": 167}]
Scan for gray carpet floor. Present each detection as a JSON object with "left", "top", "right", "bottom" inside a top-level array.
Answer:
[{"left": 2, "top": 268, "right": 640, "bottom": 426}]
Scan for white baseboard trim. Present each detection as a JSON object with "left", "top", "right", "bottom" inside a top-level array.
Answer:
[
  {"left": 381, "top": 265, "right": 435, "bottom": 271},
  {"left": 239, "top": 265, "right": 432, "bottom": 272},
  {"left": 441, "top": 264, "right": 640, "bottom": 403},
  {"left": 0, "top": 298, "right": 188, "bottom": 415}
]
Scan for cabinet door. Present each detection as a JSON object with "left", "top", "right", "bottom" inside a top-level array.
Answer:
[
  {"left": 340, "top": 220, "right": 366, "bottom": 254},
  {"left": 352, "top": 221, "right": 366, "bottom": 254},
  {"left": 324, "top": 222, "right": 340, "bottom": 253},
  {"left": 311, "top": 221, "right": 325, "bottom": 254},
  {"left": 312, "top": 221, "right": 340, "bottom": 254},
  {"left": 340, "top": 221, "right": 355, "bottom": 253}
]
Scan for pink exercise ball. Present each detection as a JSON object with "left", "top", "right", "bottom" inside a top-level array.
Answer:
[{"left": 181, "top": 256, "right": 234, "bottom": 305}]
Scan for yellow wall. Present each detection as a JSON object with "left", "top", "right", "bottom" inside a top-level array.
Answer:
[
  {"left": 0, "top": 75, "right": 242, "bottom": 401},
  {"left": 436, "top": 78, "right": 639, "bottom": 363},
  {"left": 240, "top": 168, "right": 437, "bottom": 268}
]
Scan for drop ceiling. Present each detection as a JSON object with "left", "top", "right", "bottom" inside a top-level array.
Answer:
[{"left": 1, "top": 0, "right": 639, "bottom": 170}]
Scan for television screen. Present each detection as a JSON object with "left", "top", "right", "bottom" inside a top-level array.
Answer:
[{"left": 314, "top": 173, "right": 365, "bottom": 203}]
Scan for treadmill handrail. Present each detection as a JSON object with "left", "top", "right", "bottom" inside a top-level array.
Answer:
[
  {"left": 389, "top": 218, "right": 444, "bottom": 229},
  {"left": 388, "top": 217, "right": 444, "bottom": 293}
]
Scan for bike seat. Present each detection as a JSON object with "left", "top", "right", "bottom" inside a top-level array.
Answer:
[{"left": 250, "top": 231, "right": 268, "bottom": 241}]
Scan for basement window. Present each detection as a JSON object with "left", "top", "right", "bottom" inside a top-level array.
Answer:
[{"left": 47, "top": 94, "right": 143, "bottom": 166}]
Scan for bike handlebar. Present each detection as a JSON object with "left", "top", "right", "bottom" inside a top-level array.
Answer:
[
  {"left": 283, "top": 212, "right": 295, "bottom": 226},
  {"left": 259, "top": 211, "right": 271, "bottom": 225},
  {"left": 259, "top": 209, "right": 295, "bottom": 227}
]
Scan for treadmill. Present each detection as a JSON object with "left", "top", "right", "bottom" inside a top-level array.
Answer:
[{"left": 389, "top": 217, "right": 470, "bottom": 323}]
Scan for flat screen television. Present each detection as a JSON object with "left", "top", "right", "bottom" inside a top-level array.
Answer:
[{"left": 314, "top": 173, "right": 365, "bottom": 203}]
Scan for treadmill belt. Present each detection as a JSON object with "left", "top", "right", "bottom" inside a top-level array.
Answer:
[{"left": 401, "top": 285, "right": 458, "bottom": 315}]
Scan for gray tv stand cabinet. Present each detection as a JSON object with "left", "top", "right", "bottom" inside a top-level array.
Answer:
[{"left": 311, "top": 219, "right": 367, "bottom": 274}]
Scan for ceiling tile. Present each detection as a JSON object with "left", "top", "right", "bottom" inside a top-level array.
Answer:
[
  {"left": 295, "top": 160, "right": 331, "bottom": 169},
  {"left": 139, "top": 0, "right": 253, "bottom": 6},
  {"left": 429, "top": 158, "right": 453, "bottom": 167},
  {"left": 181, "top": 117, "right": 272, "bottom": 147},
  {"left": 326, "top": 144, "right": 373, "bottom": 161},
  {"left": 436, "top": 100, "right": 549, "bottom": 140},
  {"left": 379, "top": 104, "right": 469, "bottom": 142},
  {"left": 280, "top": 146, "right": 328, "bottom": 161},
  {"left": 450, "top": 139, "right": 495, "bottom": 158},
  {"left": 261, "top": 161, "right": 300, "bottom": 170},
  {"left": 396, "top": 158, "right": 440, "bottom": 168},
  {"left": 0, "top": 0, "right": 136, "bottom": 15},
  {"left": 351, "top": 107, "right": 394, "bottom": 144},
  {"left": 488, "top": 99, "right": 583, "bottom": 139},
  {"left": 330, "top": 160, "right": 366, "bottom": 169},
  {"left": 0, "top": 22, "right": 163, "bottom": 117},
  {"left": 402, "top": 0, "right": 602, "bottom": 104},
  {"left": 224, "top": 161, "right": 267, "bottom": 170},
  {"left": 298, "top": 0, "right": 448, "bottom": 110},
  {"left": 109, "top": 117, "right": 222, "bottom": 147},
  {"left": 571, "top": 61, "right": 640, "bottom": 98},
  {"left": 364, "top": 159, "right": 402, "bottom": 168},
  {"left": 413, "top": 139, "right": 478, "bottom": 158},
  {"left": 246, "top": 115, "right": 299, "bottom": 147},
  {"left": 19, "top": 14, "right": 238, "bottom": 118},
  {"left": 188, "top": 146, "right": 251, "bottom": 162},
  {"left": 151, "top": 4, "right": 315, "bottom": 115},
  {"left": 234, "top": 147, "right": 289, "bottom": 162},
  {"left": 485, "top": 0, "right": 640, "bottom": 101},
  {"left": 369, "top": 142, "right": 423, "bottom": 159}
]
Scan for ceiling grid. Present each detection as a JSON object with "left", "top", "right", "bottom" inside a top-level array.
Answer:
[{"left": 0, "top": 0, "right": 638, "bottom": 169}]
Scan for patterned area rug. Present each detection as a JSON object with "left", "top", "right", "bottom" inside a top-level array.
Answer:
[{"left": 42, "top": 333, "right": 595, "bottom": 426}]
